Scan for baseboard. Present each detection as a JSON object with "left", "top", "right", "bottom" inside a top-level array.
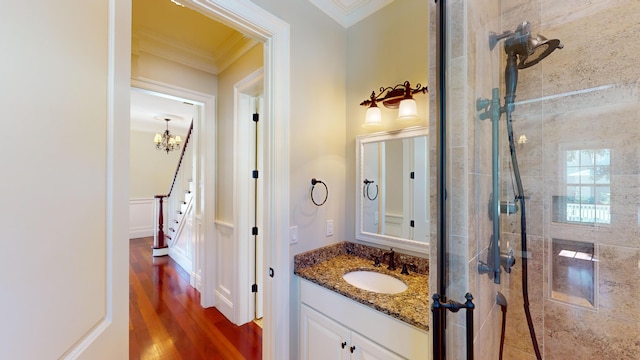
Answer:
[
  {"left": 129, "top": 227, "right": 154, "bottom": 239},
  {"left": 215, "top": 289, "right": 235, "bottom": 323},
  {"left": 152, "top": 247, "right": 169, "bottom": 257}
]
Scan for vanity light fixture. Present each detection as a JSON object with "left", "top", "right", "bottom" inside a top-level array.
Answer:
[{"left": 360, "top": 81, "right": 428, "bottom": 127}]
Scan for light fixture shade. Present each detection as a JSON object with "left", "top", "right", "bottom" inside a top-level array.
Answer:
[
  {"left": 175, "top": 135, "right": 182, "bottom": 143},
  {"left": 396, "top": 98, "right": 418, "bottom": 120},
  {"left": 363, "top": 106, "right": 382, "bottom": 127},
  {"left": 154, "top": 133, "right": 162, "bottom": 144}
]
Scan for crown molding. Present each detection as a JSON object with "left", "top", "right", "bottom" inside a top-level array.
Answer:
[
  {"left": 133, "top": 28, "right": 218, "bottom": 74},
  {"left": 213, "top": 32, "right": 260, "bottom": 73},
  {"left": 308, "top": 0, "right": 394, "bottom": 28},
  {"left": 132, "top": 27, "right": 258, "bottom": 75}
]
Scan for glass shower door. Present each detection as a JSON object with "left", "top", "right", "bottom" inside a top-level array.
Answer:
[{"left": 435, "top": 0, "right": 640, "bottom": 359}]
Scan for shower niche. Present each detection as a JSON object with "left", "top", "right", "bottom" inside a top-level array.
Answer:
[{"left": 551, "top": 238, "right": 596, "bottom": 308}]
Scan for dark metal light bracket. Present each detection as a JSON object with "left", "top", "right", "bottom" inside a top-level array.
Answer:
[{"left": 360, "top": 81, "right": 428, "bottom": 109}]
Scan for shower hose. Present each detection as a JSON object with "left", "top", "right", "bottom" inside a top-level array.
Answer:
[{"left": 505, "top": 108, "right": 543, "bottom": 360}]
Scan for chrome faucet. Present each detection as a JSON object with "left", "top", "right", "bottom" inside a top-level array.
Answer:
[{"left": 382, "top": 248, "right": 396, "bottom": 270}]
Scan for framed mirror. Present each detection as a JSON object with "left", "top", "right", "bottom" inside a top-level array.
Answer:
[{"left": 355, "top": 126, "right": 429, "bottom": 255}]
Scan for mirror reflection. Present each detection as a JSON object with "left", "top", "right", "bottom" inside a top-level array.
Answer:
[{"left": 356, "top": 127, "right": 429, "bottom": 254}]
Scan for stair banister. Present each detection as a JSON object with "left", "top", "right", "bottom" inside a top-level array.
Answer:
[{"left": 153, "top": 120, "right": 194, "bottom": 256}]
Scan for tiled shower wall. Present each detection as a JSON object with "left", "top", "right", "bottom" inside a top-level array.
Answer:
[
  {"left": 498, "top": 1, "right": 640, "bottom": 359},
  {"left": 428, "top": 0, "right": 504, "bottom": 359},
  {"left": 432, "top": 0, "right": 640, "bottom": 359}
]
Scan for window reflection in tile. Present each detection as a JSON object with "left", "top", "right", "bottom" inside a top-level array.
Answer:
[{"left": 551, "top": 238, "right": 596, "bottom": 308}]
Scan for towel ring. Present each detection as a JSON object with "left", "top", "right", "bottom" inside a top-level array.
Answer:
[
  {"left": 310, "top": 178, "right": 328, "bottom": 206},
  {"left": 363, "top": 179, "right": 378, "bottom": 201}
]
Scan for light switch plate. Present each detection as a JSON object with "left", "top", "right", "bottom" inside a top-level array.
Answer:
[
  {"left": 290, "top": 225, "right": 298, "bottom": 244},
  {"left": 326, "top": 220, "right": 333, "bottom": 237}
]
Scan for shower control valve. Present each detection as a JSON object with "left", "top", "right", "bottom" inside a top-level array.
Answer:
[
  {"left": 476, "top": 97, "right": 491, "bottom": 112},
  {"left": 501, "top": 249, "right": 516, "bottom": 273}
]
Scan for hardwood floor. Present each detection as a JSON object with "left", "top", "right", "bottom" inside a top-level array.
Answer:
[{"left": 129, "top": 237, "right": 262, "bottom": 359}]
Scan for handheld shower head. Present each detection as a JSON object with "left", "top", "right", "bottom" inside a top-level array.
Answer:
[
  {"left": 499, "top": 21, "right": 563, "bottom": 69},
  {"left": 492, "top": 21, "right": 563, "bottom": 108},
  {"left": 518, "top": 34, "right": 563, "bottom": 69}
]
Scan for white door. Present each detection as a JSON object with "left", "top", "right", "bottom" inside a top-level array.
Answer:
[{"left": 1, "top": 1, "right": 129, "bottom": 359}]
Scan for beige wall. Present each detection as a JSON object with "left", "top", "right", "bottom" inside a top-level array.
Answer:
[
  {"left": 216, "top": 44, "right": 264, "bottom": 223},
  {"left": 130, "top": 129, "right": 183, "bottom": 198},
  {"left": 132, "top": 51, "right": 217, "bottom": 95},
  {"left": 252, "top": 0, "right": 348, "bottom": 255},
  {"left": 2, "top": 0, "right": 129, "bottom": 358},
  {"left": 249, "top": 2, "right": 347, "bottom": 357},
  {"left": 346, "top": 0, "right": 430, "bottom": 246}
]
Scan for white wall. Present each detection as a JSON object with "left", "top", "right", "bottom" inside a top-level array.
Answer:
[{"left": 129, "top": 198, "right": 155, "bottom": 238}]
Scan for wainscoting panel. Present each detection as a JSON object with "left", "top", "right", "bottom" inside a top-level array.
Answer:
[
  {"left": 129, "top": 198, "right": 155, "bottom": 239},
  {"left": 215, "top": 221, "right": 235, "bottom": 323},
  {"left": 169, "top": 200, "right": 194, "bottom": 283}
]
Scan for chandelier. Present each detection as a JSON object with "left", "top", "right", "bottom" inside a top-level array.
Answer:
[{"left": 154, "top": 118, "right": 182, "bottom": 154}]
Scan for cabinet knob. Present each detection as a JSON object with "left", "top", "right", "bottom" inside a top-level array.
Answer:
[
  {"left": 350, "top": 345, "right": 356, "bottom": 353},
  {"left": 341, "top": 341, "right": 347, "bottom": 349}
]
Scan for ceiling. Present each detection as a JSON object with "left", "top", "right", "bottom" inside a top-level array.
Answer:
[
  {"left": 130, "top": 0, "right": 392, "bottom": 136},
  {"left": 129, "top": 88, "right": 196, "bottom": 136}
]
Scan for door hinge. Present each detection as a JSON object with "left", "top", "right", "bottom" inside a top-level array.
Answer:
[
  {"left": 251, "top": 284, "right": 258, "bottom": 293},
  {"left": 410, "top": 220, "right": 415, "bottom": 227},
  {"left": 252, "top": 170, "right": 259, "bottom": 179},
  {"left": 410, "top": 171, "right": 415, "bottom": 179},
  {"left": 253, "top": 113, "right": 259, "bottom": 122},
  {"left": 252, "top": 227, "right": 259, "bottom": 236}
]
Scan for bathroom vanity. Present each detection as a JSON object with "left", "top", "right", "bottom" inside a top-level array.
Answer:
[{"left": 294, "top": 242, "right": 430, "bottom": 360}]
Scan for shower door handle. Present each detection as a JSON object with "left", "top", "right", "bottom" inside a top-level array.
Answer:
[{"left": 432, "top": 293, "right": 475, "bottom": 360}]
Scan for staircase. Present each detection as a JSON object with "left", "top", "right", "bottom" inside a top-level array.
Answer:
[
  {"left": 153, "top": 120, "right": 195, "bottom": 279},
  {"left": 165, "top": 178, "right": 195, "bottom": 275}
]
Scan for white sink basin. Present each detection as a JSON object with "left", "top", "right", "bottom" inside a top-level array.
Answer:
[{"left": 342, "top": 270, "right": 408, "bottom": 294}]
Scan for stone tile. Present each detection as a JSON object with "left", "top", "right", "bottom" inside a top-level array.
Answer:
[
  {"left": 544, "top": 300, "right": 640, "bottom": 359},
  {"left": 598, "top": 244, "right": 640, "bottom": 322},
  {"left": 475, "top": 304, "right": 501, "bottom": 360},
  {"left": 450, "top": 146, "right": 469, "bottom": 237}
]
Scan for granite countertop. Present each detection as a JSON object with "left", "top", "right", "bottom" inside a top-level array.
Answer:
[{"left": 294, "top": 242, "right": 429, "bottom": 331}]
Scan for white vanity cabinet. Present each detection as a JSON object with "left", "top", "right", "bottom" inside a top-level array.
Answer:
[
  {"left": 299, "top": 279, "right": 430, "bottom": 360},
  {"left": 301, "top": 304, "right": 404, "bottom": 360}
]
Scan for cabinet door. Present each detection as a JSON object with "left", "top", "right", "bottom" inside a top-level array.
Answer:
[
  {"left": 300, "top": 304, "right": 350, "bottom": 360},
  {"left": 351, "top": 332, "right": 406, "bottom": 360}
]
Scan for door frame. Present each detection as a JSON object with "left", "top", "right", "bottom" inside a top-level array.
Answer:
[
  {"left": 179, "top": 1, "right": 291, "bottom": 358},
  {"left": 130, "top": 78, "right": 216, "bottom": 306}
]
